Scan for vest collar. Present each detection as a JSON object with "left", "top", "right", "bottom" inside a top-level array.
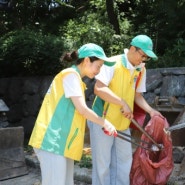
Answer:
[{"left": 121, "top": 50, "right": 145, "bottom": 72}]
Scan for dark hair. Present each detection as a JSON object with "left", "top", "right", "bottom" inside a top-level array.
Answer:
[
  {"left": 60, "top": 51, "right": 99, "bottom": 65},
  {"left": 130, "top": 45, "right": 140, "bottom": 51},
  {"left": 60, "top": 51, "right": 78, "bottom": 62},
  {"left": 134, "top": 46, "right": 141, "bottom": 51}
]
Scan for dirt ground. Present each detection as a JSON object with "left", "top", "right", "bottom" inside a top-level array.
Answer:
[
  {"left": 167, "top": 161, "right": 185, "bottom": 185},
  {"left": 1, "top": 155, "right": 185, "bottom": 185},
  {"left": 0, "top": 167, "right": 91, "bottom": 185},
  {"left": 0, "top": 133, "right": 185, "bottom": 185}
]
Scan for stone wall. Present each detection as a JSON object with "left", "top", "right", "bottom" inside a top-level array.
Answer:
[
  {"left": 0, "top": 76, "right": 53, "bottom": 142},
  {"left": 0, "top": 67, "right": 185, "bottom": 144},
  {"left": 143, "top": 67, "right": 185, "bottom": 105}
]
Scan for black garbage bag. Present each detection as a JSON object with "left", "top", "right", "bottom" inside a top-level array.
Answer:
[{"left": 130, "top": 116, "right": 174, "bottom": 185}]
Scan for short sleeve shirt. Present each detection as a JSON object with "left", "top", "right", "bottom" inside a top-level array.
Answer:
[
  {"left": 95, "top": 49, "right": 146, "bottom": 93},
  {"left": 63, "top": 73, "right": 83, "bottom": 98}
]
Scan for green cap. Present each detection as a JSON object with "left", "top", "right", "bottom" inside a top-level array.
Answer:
[
  {"left": 78, "top": 43, "right": 116, "bottom": 66},
  {"left": 131, "top": 35, "right": 158, "bottom": 60}
]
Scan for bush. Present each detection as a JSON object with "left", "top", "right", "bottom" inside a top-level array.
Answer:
[{"left": 0, "top": 29, "right": 67, "bottom": 77}]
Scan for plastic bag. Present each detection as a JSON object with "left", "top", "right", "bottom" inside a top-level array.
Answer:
[
  {"left": 130, "top": 70, "right": 146, "bottom": 130},
  {"left": 130, "top": 103, "right": 146, "bottom": 130},
  {"left": 130, "top": 116, "right": 174, "bottom": 185}
]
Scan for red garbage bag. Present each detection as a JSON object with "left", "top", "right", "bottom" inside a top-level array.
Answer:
[
  {"left": 130, "top": 103, "right": 146, "bottom": 130},
  {"left": 130, "top": 116, "right": 174, "bottom": 185}
]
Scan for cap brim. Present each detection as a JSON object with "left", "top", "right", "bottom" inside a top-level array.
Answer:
[
  {"left": 143, "top": 50, "right": 158, "bottom": 61},
  {"left": 104, "top": 61, "right": 116, "bottom": 66},
  {"left": 99, "top": 56, "right": 116, "bottom": 66}
]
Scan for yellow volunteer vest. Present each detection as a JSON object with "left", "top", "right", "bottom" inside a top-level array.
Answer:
[
  {"left": 29, "top": 66, "right": 86, "bottom": 161},
  {"left": 93, "top": 54, "right": 145, "bottom": 130}
]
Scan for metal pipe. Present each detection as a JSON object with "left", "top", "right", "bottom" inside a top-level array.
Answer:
[{"left": 164, "top": 122, "right": 185, "bottom": 134}]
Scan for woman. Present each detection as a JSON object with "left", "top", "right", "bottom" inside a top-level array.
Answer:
[{"left": 28, "top": 43, "right": 117, "bottom": 185}]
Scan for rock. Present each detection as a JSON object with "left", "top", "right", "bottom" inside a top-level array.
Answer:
[{"left": 173, "top": 147, "right": 185, "bottom": 163}]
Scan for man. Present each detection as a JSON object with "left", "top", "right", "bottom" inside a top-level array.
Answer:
[{"left": 87, "top": 35, "right": 163, "bottom": 185}]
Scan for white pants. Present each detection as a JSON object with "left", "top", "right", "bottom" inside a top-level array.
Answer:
[{"left": 34, "top": 148, "right": 74, "bottom": 185}]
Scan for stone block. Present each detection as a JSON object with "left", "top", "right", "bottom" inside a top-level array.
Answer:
[{"left": 0, "top": 127, "right": 28, "bottom": 180}]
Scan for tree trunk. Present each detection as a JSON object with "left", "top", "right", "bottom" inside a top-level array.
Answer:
[{"left": 106, "top": 0, "right": 120, "bottom": 34}]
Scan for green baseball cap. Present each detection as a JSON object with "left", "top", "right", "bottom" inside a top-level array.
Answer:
[
  {"left": 78, "top": 43, "right": 116, "bottom": 66},
  {"left": 131, "top": 35, "right": 158, "bottom": 60}
]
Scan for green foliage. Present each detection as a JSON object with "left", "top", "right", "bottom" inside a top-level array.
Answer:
[
  {"left": 162, "top": 38, "right": 185, "bottom": 67},
  {"left": 0, "top": 0, "right": 76, "bottom": 36},
  {"left": 0, "top": 29, "right": 67, "bottom": 77},
  {"left": 75, "top": 154, "right": 92, "bottom": 168},
  {"left": 60, "top": 0, "right": 113, "bottom": 49},
  {"left": 61, "top": 12, "right": 115, "bottom": 53},
  {"left": 116, "top": 0, "right": 185, "bottom": 68},
  {"left": 129, "top": 0, "right": 185, "bottom": 56},
  {"left": 1, "top": 0, "right": 185, "bottom": 74},
  {"left": 60, "top": 0, "right": 133, "bottom": 56},
  {"left": 147, "top": 38, "right": 185, "bottom": 69}
]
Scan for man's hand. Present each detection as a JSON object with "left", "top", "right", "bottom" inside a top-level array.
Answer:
[
  {"left": 120, "top": 102, "right": 134, "bottom": 120},
  {"left": 149, "top": 109, "right": 164, "bottom": 118}
]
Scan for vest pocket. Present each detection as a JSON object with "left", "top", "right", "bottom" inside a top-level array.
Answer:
[{"left": 68, "top": 128, "right": 79, "bottom": 149}]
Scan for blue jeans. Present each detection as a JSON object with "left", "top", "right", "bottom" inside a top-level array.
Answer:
[{"left": 87, "top": 121, "right": 132, "bottom": 185}]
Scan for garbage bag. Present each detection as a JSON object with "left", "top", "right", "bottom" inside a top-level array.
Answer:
[
  {"left": 130, "top": 116, "right": 174, "bottom": 185},
  {"left": 130, "top": 103, "right": 146, "bottom": 130}
]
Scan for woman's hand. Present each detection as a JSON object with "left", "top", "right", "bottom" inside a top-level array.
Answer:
[{"left": 103, "top": 119, "right": 117, "bottom": 136}]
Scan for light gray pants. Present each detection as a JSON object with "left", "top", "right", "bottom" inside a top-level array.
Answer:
[
  {"left": 87, "top": 121, "right": 132, "bottom": 185},
  {"left": 34, "top": 148, "right": 74, "bottom": 185}
]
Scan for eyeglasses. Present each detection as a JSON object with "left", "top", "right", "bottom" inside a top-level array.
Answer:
[{"left": 135, "top": 47, "right": 150, "bottom": 61}]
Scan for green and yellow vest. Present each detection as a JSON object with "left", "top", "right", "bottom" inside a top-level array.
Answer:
[
  {"left": 92, "top": 54, "right": 145, "bottom": 130},
  {"left": 29, "top": 66, "right": 86, "bottom": 161}
]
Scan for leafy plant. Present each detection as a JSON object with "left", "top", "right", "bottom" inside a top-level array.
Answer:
[
  {"left": 0, "top": 29, "right": 67, "bottom": 77},
  {"left": 75, "top": 154, "right": 92, "bottom": 168}
]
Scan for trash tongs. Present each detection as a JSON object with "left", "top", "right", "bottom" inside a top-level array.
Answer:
[
  {"left": 103, "top": 118, "right": 163, "bottom": 152},
  {"left": 130, "top": 119, "right": 163, "bottom": 151},
  {"left": 128, "top": 119, "right": 185, "bottom": 151},
  {"left": 116, "top": 130, "right": 161, "bottom": 152}
]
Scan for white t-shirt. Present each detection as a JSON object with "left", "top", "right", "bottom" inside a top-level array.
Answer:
[
  {"left": 95, "top": 49, "right": 146, "bottom": 93},
  {"left": 63, "top": 73, "right": 83, "bottom": 98}
]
